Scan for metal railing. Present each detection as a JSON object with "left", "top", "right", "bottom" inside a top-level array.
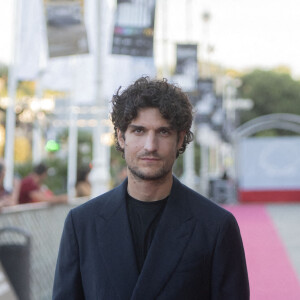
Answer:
[{"left": 0, "top": 199, "right": 87, "bottom": 300}]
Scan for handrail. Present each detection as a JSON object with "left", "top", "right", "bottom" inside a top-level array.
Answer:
[{"left": 0, "top": 197, "right": 89, "bottom": 215}]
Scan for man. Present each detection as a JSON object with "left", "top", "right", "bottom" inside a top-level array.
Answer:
[
  {"left": 53, "top": 77, "right": 249, "bottom": 299},
  {"left": 18, "top": 163, "right": 68, "bottom": 204}
]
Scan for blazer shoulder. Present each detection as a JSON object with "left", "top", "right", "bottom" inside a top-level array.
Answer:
[
  {"left": 70, "top": 180, "right": 126, "bottom": 220},
  {"left": 173, "top": 177, "right": 234, "bottom": 223}
]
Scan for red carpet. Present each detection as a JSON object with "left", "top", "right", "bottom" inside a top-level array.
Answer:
[{"left": 224, "top": 204, "right": 300, "bottom": 300}]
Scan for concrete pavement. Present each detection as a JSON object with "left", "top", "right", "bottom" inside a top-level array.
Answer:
[{"left": 267, "top": 203, "right": 300, "bottom": 282}]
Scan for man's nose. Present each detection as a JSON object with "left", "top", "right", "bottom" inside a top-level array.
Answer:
[{"left": 144, "top": 132, "right": 158, "bottom": 152}]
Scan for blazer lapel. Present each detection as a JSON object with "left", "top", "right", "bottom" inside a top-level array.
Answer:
[
  {"left": 95, "top": 180, "right": 139, "bottom": 300},
  {"left": 131, "top": 177, "right": 196, "bottom": 300}
]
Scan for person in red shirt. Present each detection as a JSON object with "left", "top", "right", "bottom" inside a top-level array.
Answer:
[{"left": 18, "top": 163, "right": 68, "bottom": 205}]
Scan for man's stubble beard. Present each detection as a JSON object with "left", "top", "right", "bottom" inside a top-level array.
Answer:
[
  {"left": 127, "top": 163, "right": 171, "bottom": 181},
  {"left": 125, "top": 150, "right": 174, "bottom": 182}
]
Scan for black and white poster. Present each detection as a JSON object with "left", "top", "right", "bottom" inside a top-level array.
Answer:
[
  {"left": 175, "top": 44, "right": 198, "bottom": 76},
  {"left": 172, "top": 44, "right": 198, "bottom": 91}
]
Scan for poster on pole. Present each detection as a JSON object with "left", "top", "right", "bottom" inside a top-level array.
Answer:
[
  {"left": 44, "top": 0, "right": 89, "bottom": 58},
  {"left": 112, "top": 0, "right": 156, "bottom": 57},
  {"left": 193, "top": 78, "right": 217, "bottom": 124},
  {"left": 172, "top": 44, "right": 198, "bottom": 92},
  {"left": 175, "top": 44, "right": 198, "bottom": 76}
]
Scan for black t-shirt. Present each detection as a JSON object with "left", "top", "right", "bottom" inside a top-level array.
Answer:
[{"left": 126, "top": 192, "right": 167, "bottom": 273}]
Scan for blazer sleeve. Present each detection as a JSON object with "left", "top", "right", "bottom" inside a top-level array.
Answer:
[
  {"left": 211, "top": 213, "right": 250, "bottom": 300},
  {"left": 52, "top": 210, "right": 85, "bottom": 300}
]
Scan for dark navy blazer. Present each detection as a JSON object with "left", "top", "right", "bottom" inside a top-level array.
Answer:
[{"left": 53, "top": 176, "right": 249, "bottom": 300}]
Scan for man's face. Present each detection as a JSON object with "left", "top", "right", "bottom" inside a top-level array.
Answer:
[{"left": 117, "top": 107, "right": 185, "bottom": 181}]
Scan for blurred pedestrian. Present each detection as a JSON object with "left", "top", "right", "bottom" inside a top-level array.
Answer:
[
  {"left": 75, "top": 165, "right": 91, "bottom": 198},
  {"left": 18, "top": 163, "right": 68, "bottom": 204}
]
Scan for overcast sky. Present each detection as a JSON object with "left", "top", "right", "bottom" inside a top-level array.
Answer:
[
  {"left": 1, "top": 0, "right": 300, "bottom": 78},
  {"left": 204, "top": 0, "right": 300, "bottom": 77}
]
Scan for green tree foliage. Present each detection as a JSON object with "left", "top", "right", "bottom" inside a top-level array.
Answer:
[
  {"left": 15, "top": 129, "right": 93, "bottom": 194},
  {"left": 0, "top": 64, "right": 8, "bottom": 97},
  {"left": 110, "top": 145, "right": 126, "bottom": 187},
  {"left": 14, "top": 157, "right": 68, "bottom": 194},
  {"left": 238, "top": 69, "right": 300, "bottom": 125},
  {"left": 57, "top": 128, "right": 93, "bottom": 170},
  {"left": 0, "top": 64, "right": 8, "bottom": 78}
]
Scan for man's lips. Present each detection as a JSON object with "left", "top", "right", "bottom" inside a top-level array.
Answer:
[{"left": 140, "top": 157, "right": 160, "bottom": 161}]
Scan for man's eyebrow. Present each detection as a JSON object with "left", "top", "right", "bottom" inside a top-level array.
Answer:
[
  {"left": 128, "top": 124, "right": 174, "bottom": 131},
  {"left": 158, "top": 126, "right": 174, "bottom": 131},
  {"left": 128, "top": 124, "right": 144, "bottom": 130}
]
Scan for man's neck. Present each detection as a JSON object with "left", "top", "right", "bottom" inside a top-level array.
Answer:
[{"left": 127, "top": 171, "right": 173, "bottom": 202}]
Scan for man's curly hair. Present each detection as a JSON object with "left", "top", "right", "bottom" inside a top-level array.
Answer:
[{"left": 111, "top": 76, "right": 194, "bottom": 157}]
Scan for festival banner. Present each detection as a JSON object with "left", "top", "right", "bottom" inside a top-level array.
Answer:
[
  {"left": 172, "top": 44, "right": 198, "bottom": 92},
  {"left": 238, "top": 136, "right": 300, "bottom": 203},
  {"left": 112, "top": 0, "right": 156, "bottom": 57},
  {"left": 16, "top": 0, "right": 45, "bottom": 80},
  {"left": 193, "top": 78, "right": 216, "bottom": 123},
  {"left": 44, "top": 0, "right": 89, "bottom": 58},
  {"left": 175, "top": 44, "right": 198, "bottom": 76}
]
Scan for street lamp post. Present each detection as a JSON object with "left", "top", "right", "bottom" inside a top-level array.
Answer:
[
  {"left": 4, "top": 0, "right": 21, "bottom": 191},
  {"left": 90, "top": 0, "right": 111, "bottom": 197}
]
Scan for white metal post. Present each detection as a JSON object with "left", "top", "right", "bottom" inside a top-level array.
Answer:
[
  {"left": 32, "top": 73, "right": 44, "bottom": 165},
  {"left": 90, "top": 0, "right": 111, "bottom": 197},
  {"left": 32, "top": 117, "right": 43, "bottom": 165},
  {"left": 4, "top": 0, "right": 21, "bottom": 191},
  {"left": 181, "top": 0, "right": 197, "bottom": 190},
  {"left": 200, "top": 144, "right": 209, "bottom": 196},
  {"left": 67, "top": 105, "right": 78, "bottom": 200}
]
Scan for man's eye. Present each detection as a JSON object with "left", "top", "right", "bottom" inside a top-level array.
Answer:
[
  {"left": 160, "top": 129, "right": 170, "bottom": 135},
  {"left": 134, "top": 128, "right": 143, "bottom": 134}
]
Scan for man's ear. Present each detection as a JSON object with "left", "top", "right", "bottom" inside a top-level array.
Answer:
[
  {"left": 177, "top": 131, "right": 185, "bottom": 150},
  {"left": 117, "top": 129, "right": 125, "bottom": 149}
]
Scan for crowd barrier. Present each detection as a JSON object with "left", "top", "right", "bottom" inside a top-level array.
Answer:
[{"left": 0, "top": 199, "right": 87, "bottom": 300}]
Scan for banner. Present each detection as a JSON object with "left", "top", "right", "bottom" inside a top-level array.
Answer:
[
  {"left": 172, "top": 44, "right": 198, "bottom": 92},
  {"left": 175, "top": 44, "right": 198, "bottom": 76},
  {"left": 112, "top": 0, "right": 156, "bottom": 57},
  {"left": 16, "top": 0, "right": 46, "bottom": 80},
  {"left": 193, "top": 78, "right": 220, "bottom": 126},
  {"left": 238, "top": 136, "right": 300, "bottom": 202},
  {"left": 44, "top": 0, "right": 89, "bottom": 58}
]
